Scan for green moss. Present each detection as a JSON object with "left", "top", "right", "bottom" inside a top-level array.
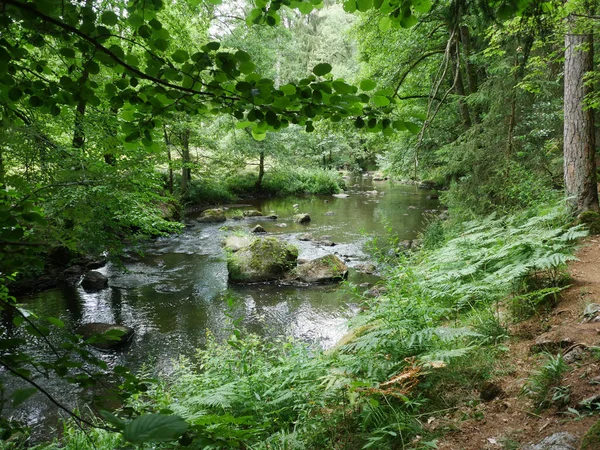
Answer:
[
  {"left": 578, "top": 210, "right": 600, "bottom": 235},
  {"left": 227, "top": 237, "right": 298, "bottom": 282},
  {"left": 581, "top": 419, "right": 600, "bottom": 450}
]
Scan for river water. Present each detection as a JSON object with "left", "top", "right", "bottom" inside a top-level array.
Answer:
[{"left": 5, "top": 176, "right": 439, "bottom": 434}]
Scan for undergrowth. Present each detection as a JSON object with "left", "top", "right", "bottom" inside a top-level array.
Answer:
[
  {"left": 44, "top": 203, "right": 585, "bottom": 449},
  {"left": 184, "top": 168, "right": 344, "bottom": 205}
]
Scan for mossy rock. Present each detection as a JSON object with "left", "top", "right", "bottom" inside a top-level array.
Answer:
[
  {"left": 294, "top": 254, "right": 348, "bottom": 283},
  {"left": 198, "top": 208, "right": 226, "bottom": 223},
  {"left": 581, "top": 419, "right": 600, "bottom": 450},
  {"left": 243, "top": 210, "right": 263, "bottom": 217},
  {"left": 227, "top": 237, "right": 298, "bottom": 283},
  {"left": 577, "top": 210, "right": 600, "bottom": 235}
]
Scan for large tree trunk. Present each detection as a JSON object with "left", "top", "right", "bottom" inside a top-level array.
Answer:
[{"left": 563, "top": 18, "right": 598, "bottom": 214}]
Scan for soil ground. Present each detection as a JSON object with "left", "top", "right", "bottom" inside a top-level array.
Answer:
[{"left": 434, "top": 237, "right": 600, "bottom": 449}]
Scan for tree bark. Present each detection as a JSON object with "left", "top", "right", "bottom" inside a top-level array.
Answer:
[
  {"left": 563, "top": 17, "right": 598, "bottom": 214},
  {"left": 255, "top": 150, "right": 265, "bottom": 190},
  {"left": 181, "top": 128, "right": 191, "bottom": 193}
]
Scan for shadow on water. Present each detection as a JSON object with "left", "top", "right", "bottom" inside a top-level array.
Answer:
[{"left": 3, "top": 176, "right": 440, "bottom": 435}]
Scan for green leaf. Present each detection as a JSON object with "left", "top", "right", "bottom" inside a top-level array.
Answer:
[
  {"left": 343, "top": 0, "right": 357, "bottom": 13},
  {"left": 392, "top": 120, "right": 407, "bottom": 131},
  {"left": 298, "top": 2, "right": 314, "bottom": 14},
  {"left": 101, "top": 11, "right": 119, "bottom": 26},
  {"left": 280, "top": 84, "right": 296, "bottom": 95},
  {"left": 251, "top": 128, "right": 267, "bottom": 141},
  {"left": 171, "top": 50, "right": 188, "bottom": 63},
  {"left": 313, "top": 63, "right": 332, "bottom": 77},
  {"left": 153, "top": 39, "right": 169, "bottom": 51},
  {"left": 47, "top": 317, "right": 64, "bottom": 328},
  {"left": 373, "top": 95, "right": 390, "bottom": 106},
  {"left": 360, "top": 79, "right": 377, "bottom": 91},
  {"left": 123, "top": 414, "right": 188, "bottom": 443},
  {"left": 205, "top": 42, "right": 220, "bottom": 51},
  {"left": 379, "top": 16, "right": 392, "bottom": 31},
  {"left": 149, "top": 18, "right": 162, "bottom": 29},
  {"left": 8, "top": 87, "right": 22, "bottom": 101},
  {"left": 59, "top": 47, "right": 76, "bottom": 58},
  {"left": 400, "top": 14, "right": 418, "bottom": 28},
  {"left": 332, "top": 80, "right": 355, "bottom": 95},
  {"left": 239, "top": 61, "right": 255, "bottom": 74},
  {"left": 356, "top": 0, "right": 372, "bottom": 12},
  {"left": 413, "top": 0, "right": 432, "bottom": 13},
  {"left": 404, "top": 121, "right": 421, "bottom": 134},
  {"left": 235, "top": 121, "right": 253, "bottom": 129},
  {"left": 234, "top": 50, "right": 251, "bottom": 62},
  {"left": 12, "top": 388, "right": 37, "bottom": 407}
]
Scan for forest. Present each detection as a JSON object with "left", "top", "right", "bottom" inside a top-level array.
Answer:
[{"left": 1, "top": 0, "right": 600, "bottom": 448}]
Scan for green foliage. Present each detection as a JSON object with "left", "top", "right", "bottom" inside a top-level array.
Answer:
[
  {"left": 417, "top": 203, "right": 586, "bottom": 310},
  {"left": 522, "top": 353, "right": 570, "bottom": 411}
]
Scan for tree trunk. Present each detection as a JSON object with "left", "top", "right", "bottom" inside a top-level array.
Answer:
[
  {"left": 255, "top": 150, "right": 265, "bottom": 190},
  {"left": 163, "top": 126, "right": 174, "bottom": 195},
  {"left": 563, "top": 17, "right": 598, "bottom": 214},
  {"left": 181, "top": 128, "right": 191, "bottom": 194},
  {"left": 450, "top": 38, "right": 471, "bottom": 129}
]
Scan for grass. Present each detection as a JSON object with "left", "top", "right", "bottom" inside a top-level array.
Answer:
[{"left": 184, "top": 167, "right": 344, "bottom": 205}]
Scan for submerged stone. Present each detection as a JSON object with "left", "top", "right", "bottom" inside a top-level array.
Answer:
[{"left": 76, "top": 323, "right": 134, "bottom": 350}]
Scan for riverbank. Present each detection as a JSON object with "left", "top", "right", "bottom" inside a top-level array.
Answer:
[{"left": 435, "top": 236, "right": 600, "bottom": 449}]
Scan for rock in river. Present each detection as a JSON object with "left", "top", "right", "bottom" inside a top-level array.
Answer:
[
  {"left": 243, "top": 210, "right": 263, "bottom": 217},
  {"left": 294, "top": 213, "right": 311, "bottom": 224},
  {"left": 251, "top": 224, "right": 267, "bottom": 233},
  {"left": 80, "top": 271, "right": 108, "bottom": 291},
  {"left": 76, "top": 323, "right": 134, "bottom": 350},
  {"left": 294, "top": 255, "right": 348, "bottom": 283},
  {"left": 198, "top": 208, "right": 226, "bottom": 223},
  {"left": 227, "top": 237, "right": 298, "bottom": 283}
]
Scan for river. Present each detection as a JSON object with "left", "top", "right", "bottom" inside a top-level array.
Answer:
[{"left": 5, "top": 176, "right": 439, "bottom": 436}]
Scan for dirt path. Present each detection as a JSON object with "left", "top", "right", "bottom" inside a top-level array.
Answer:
[{"left": 435, "top": 238, "right": 600, "bottom": 449}]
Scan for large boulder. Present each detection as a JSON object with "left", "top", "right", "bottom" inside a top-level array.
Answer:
[
  {"left": 81, "top": 271, "right": 108, "bottom": 291},
  {"left": 198, "top": 208, "right": 226, "bottom": 223},
  {"left": 294, "top": 213, "right": 311, "bottom": 224},
  {"left": 295, "top": 255, "right": 348, "bottom": 283},
  {"left": 227, "top": 237, "right": 298, "bottom": 283},
  {"left": 223, "top": 235, "right": 252, "bottom": 252},
  {"left": 76, "top": 323, "right": 134, "bottom": 350}
]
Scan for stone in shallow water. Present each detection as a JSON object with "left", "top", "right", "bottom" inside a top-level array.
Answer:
[
  {"left": 295, "top": 255, "right": 348, "bottom": 283},
  {"left": 80, "top": 271, "right": 108, "bottom": 291},
  {"left": 294, "top": 213, "right": 311, "bottom": 224},
  {"left": 76, "top": 323, "right": 134, "bottom": 350},
  {"left": 251, "top": 224, "right": 267, "bottom": 233},
  {"left": 198, "top": 208, "right": 226, "bottom": 223},
  {"left": 227, "top": 237, "right": 298, "bottom": 283},
  {"left": 243, "top": 210, "right": 263, "bottom": 217}
]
